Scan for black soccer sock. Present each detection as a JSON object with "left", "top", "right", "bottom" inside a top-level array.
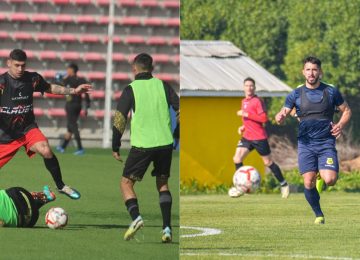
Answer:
[
  {"left": 125, "top": 198, "right": 140, "bottom": 221},
  {"left": 74, "top": 132, "right": 83, "bottom": 150},
  {"left": 159, "top": 191, "right": 172, "bottom": 229},
  {"left": 269, "top": 162, "right": 287, "bottom": 186},
  {"left": 235, "top": 162, "right": 243, "bottom": 170},
  {"left": 304, "top": 187, "right": 324, "bottom": 217},
  {"left": 43, "top": 155, "right": 65, "bottom": 190},
  {"left": 61, "top": 138, "right": 70, "bottom": 149}
]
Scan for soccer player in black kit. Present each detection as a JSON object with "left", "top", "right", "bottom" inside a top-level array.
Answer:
[
  {"left": 56, "top": 63, "right": 90, "bottom": 155},
  {"left": 0, "top": 49, "right": 91, "bottom": 200}
]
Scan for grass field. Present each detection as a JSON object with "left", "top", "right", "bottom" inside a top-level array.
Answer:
[
  {"left": 180, "top": 193, "right": 360, "bottom": 260},
  {"left": 0, "top": 148, "right": 179, "bottom": 260}
]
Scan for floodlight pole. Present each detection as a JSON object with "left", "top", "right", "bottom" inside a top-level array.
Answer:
[{"left": 102, "top": 0, "right": 115, "bottom": 148}]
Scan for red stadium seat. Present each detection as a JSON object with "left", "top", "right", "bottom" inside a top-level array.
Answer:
[
  {"left": 77, "top": 15, "right": 96, "bottom": 24},
  {"left": 0, "top": 49, "right": 10, "bottom": 58},
  {"left": 124, "top": 36, "right": 145, "bottom": 44},
  {"left": 8, "top": 0, "right": 28, "bottom": 3},
  {"left": 169, "top": 37, "right": 180, "bottom": 46},
  {"left": 83, "top": 52, "right": 105, "bottom": 61},
  {"left": 0, "top": 68, "right": 7, "bottom": 74},
  {"left": 147, "top": 36, "right": 167, "bottom": 45},
  {"left": 54, "top": 14, "right": 74, "bottom": 23},
  {"left": 52, "top": 0, "right": 70, "bottom": 5},
  {"left": 47, "top": 108, "right": 66, "bottom": 117},
  {"left": 32, "top": 0, "right": 49, "bottom": 3},
  {"left": 139, "top": 0, "right": 158, "bottom": 8},
  {"left": 113, "top": 91, "right": 122, "bottom": 100},
  {"left": 12, "top": 32, "right": 33, "bottom": 40},
  {"left": 156, "top": 73, "right": 174, "bottom": 82},
  {"left": 0, "top": 13, "right": 7, "bottom": 22},
  {"left": 61, "top": 52, "right": 81, "bottom": 61},
  {"left": 0, "top": 31, "right": 9, "bottom": 39},
  {"left": 152, "top": 54, "right": 170, "bottom": 63},
  {"left": 119, "top": 17, "right": 141, "bottom": 26},
  {"left": 41, "top": 70, "right": 56, "bottom": 78},
  {"left": 87, "top": 72, "right": 105, "bottom": 80},
  {"left": 112, "top": 53, "right": 125, "bottom": 61},
  {"left": 94, "top": 109, "right": 104, "bottom": 118},
  {"left": 45, "top": 93, "right": 64, "bottom": 99},
  {"left": 172, "top": 55, "right": 180, "bottom": 63},
  {"left": 33, "top": 92, "right": 42, "bottom": 98},
  {"left": 91, "top": 90, "right": 105, "bottom": 99},
  {"left": 95, "top": 0, "right": 109, "bottom": 5},
  {"left": 112, "top": 73, "right": 129, "bottom": 80},
  {"left": 58, "top": 34, "right": 77, "bottom": 42},
  {"left": 118, "top": 0, "right": 136, "bottom": 7},
  {"left": 72, "top": 0, "right": 91, "bottom": 5},
  {"left": 143, "top": 17, "right": 163, "bottom": 26},
  {"left": 166, "top": 18, "right": 180, "bottom": 27},
  {"left": 162, "top": 1, "right": 180, "bottom": 8},
  {"left": 9, "top": 13, "right": 28, "bottom": 22},
  {"left": 79, "top": 34, "right": 101, "bottom": 43},
  {"left": 104, "top": 35, "right": 121, "bottom": 43},
  {"left": 36, "top": 33, "right": 56, "bottom": 42},
  {"left": 98, "top": 16, "right": 109, "bottom": 24},
  {"left": 39, "top": 51, "right": 58, "bottom": 60},
  {"left": 24, "top": 50, "right": 36, "bottom": 59},
  {"left": 31, "top": 14, "right": 51, "bottom": 23},
  {"left": 33, "top": 108, "right": 44, "bottom": 116}
]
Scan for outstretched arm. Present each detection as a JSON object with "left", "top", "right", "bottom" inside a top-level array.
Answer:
[
  {"left": 46, "top": 83, "right": 92, "bottom": 95},
  {"left": 331, "top": 102, "right": 351, "bottom": 139},
  {"left": 275, "top": 107, "right": 292, "bottom": 124}
]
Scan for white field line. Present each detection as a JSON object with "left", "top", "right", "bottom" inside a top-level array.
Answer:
[
  {"left": 180, "top": 252, "right": 358, "bottom": 260},
  {"left": 180, "top": 226, "right": 222, "bottom": 238}
]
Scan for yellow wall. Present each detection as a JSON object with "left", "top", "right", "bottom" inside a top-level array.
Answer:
[{"left": 180, "top": 96, "right": 265, "bottom": 188}]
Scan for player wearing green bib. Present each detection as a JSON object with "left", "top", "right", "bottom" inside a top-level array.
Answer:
[
  {"left": 112, "top": 53, "right": 179, "bottom": 242},
  {"left": 0, "top": 186, "right": 55, "bottom": 227}
]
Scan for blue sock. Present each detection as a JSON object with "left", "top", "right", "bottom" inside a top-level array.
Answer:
[{"left": 304, "top": 188, "right": 324, "bottom": 217}]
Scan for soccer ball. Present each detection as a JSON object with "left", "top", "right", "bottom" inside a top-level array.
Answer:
[
  {"left": 228, "top": 186, "right": 244, "bottom": 198},
  {"left": 233, "top": 166, "right": 261, "bottom": 193},
  {"left": 45, "top": 207, "right": 68, "bottom": 229}
]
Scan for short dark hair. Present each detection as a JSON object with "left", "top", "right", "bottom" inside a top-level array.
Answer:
[
  {"left": 9, "top": 49, "right": 27, "bottom": 61},
  {"left": 67, "top": 63, "right": 79, "bottom": 73},
  {"left": 133, "top": 53, "right": 153, "bottom": 71},
  {"left": 303, "top": 56, "right": 321, "bottom": 68},
  {"left": 244, "top": 77, "right": 255, "bottom": 86}
]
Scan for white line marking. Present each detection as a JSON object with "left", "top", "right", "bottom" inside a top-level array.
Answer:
[
  {"left": 180, "top": 252, "right": 358, "bottom": 260},
  {"left": 180, "top": 226, "right": 222, "bottom": 238}
]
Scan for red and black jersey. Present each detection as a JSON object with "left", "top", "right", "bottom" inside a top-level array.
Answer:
[{"left": 0, "top": 71, "right": 50, "bottom": 143}]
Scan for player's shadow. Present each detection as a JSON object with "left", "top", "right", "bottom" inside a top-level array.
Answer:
[{"left": 67, "top": 224, "right": 128, "bottom": 230}]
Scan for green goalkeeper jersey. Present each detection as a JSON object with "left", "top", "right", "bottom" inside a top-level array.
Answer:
[{"left": 0, "top": 190, "right": 18, "bottom": 227}]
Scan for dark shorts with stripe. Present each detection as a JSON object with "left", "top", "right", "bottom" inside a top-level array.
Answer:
[
  {"left": 123, "top": 145, "right": 173, "bottom": 181},
  {"left": 5, "top": 187, "right": 39, "bottom": 228},
  {"left": 237, "top": 137, "right": 271, "bottom": 156}
]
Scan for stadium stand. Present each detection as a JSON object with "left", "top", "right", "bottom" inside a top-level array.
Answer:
[{"left": 0, "top": 0, "right": 179, "bottom": 147}]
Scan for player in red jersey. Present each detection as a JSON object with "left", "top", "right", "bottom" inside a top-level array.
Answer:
[
  {"left": 233, "top": 77, "right": 290, "bottom": 198},
  {"left": 0, "top": 49, "right": 91, "bottom": 200}
]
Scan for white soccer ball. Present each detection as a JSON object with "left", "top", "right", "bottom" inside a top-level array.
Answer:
[
  {"left": 228, "top": 186, "right": 244, "bottom": 198},
  {"left": 45, "top": 207, "right": 68, "bottom": 229},
  {"left": 233, "top": 166, "right": 261, "bottom": 193}
]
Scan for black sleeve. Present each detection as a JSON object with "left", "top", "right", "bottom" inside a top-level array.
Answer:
[
  {"left": 163, "top": 81, "right": 179, "bottom": 111},
  {"left": 34, "top": 73, "right": 51, "bottom": 93},
  {"left": 112, "top": 86, "right": 134, "bottom": 152}
]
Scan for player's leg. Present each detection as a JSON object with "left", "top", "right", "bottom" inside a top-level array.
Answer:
[
  {"left": 30, "top": 185, "right": 56, "bottom": 209},
  {"left": 233, "top": 138, "right": 251, "bottom": 170},
  {"left": 68, "top": 105, "right": 84, "bottom": 155},
  {"left": 299, "top": 144, "right": 324, "bottom": 223},
  {"left": 318, "top": 146, "right": 339, "bottom": 190},
  {"left": 153, "top": 147, "right": 173, "bottom": 243},
  {"left": 57, "top": 105, "right": 74, "bottom": 153},
  {"left": 122, "top": 148, "right": 151, "bottom": 240},
  {"left": 25, "top": 128, "right": 80, "bottom": 200}
]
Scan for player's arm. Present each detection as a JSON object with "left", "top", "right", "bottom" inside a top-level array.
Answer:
[
  {"left": 164, "top": 82, "right": 180, "bottom": 138},
  {"left": 275, "top": 91, "right": 296, "bottom": 124},
  {"left": 46, "top": 83, "right": 92, "bottom": 95},
  {"left": 331, "top": 101, "right": 351, "bottom": 139},
  {"left": 112, "top": 86, "right": 133, "bottom": 161}
]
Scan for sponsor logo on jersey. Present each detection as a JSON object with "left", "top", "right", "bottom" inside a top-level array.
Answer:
[
  {"left": 0, "top": 104, "right": 33, "bottom": 114},
  {"left": 326, "top": 158, "right": 334, "bottom": 165}
]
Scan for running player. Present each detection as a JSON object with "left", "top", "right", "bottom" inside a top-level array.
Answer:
[
  {"left": 275, "top": 56, "right": 351, "bottom": 224},
  {"left": 0, "top": 186, "right": 55, "bottom": 228},
  {"left": 233, "top": 77, "right": 290, "bottom": 198},
  {"left": 112, "top": 53, "right": 179, "bottom": 242},
  {"left": 0, "top": 49, "right": 91, "bottom": 199},
  {"left": 56, "top": 63, "right": 90, "bottom": 155}
]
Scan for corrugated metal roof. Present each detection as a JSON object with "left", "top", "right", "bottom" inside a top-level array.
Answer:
[{"left": 180, "top": 40, "right": 292, "bottom": 97}]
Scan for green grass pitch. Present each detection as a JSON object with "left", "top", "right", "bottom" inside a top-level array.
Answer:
[
  {"left": 0, "top": 148, "right": 179, "bottom": 260},
  {"left": 180, "top": 193, "right": 360, "bottom": 260}
]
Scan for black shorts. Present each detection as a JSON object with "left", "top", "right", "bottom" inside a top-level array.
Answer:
[
  {"left": 5, "top": 187, "right": 39, "bottom": 228},
  {"left": 123, "top": 146, "right": 173, "bottom": 181},
  {"left": 237, "top": 137, "right": 271, "bottom": 156}
]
